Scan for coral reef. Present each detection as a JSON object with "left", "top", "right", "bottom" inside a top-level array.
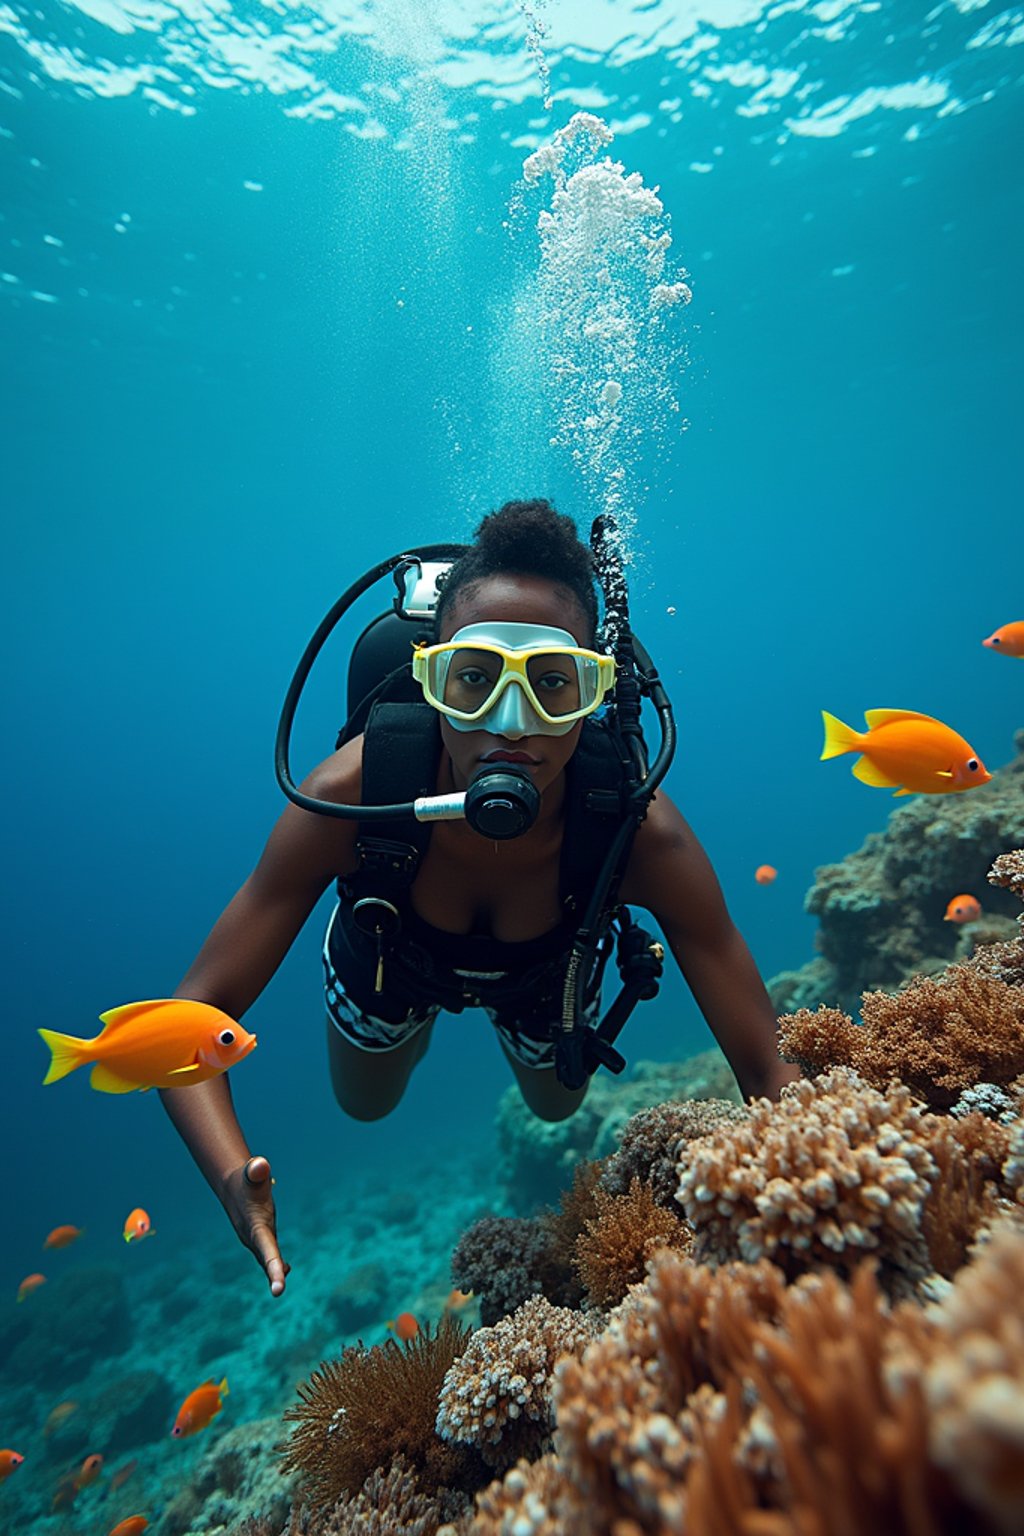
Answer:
[
  {"left": 283, "top": 1457, "right": 468, "bottom": 1535},
  {"left": 450, "top": 1215, "right": 574, "bottom": 1326},
  {"left": 160, "top": 1416, "right": 298, "bottom": 1536},
  {"left": 0, "top": 1264, "right": 133, "bottom": 1388},
  {"left": 600, "top": 1097, "right": 748, "bottom": 1209},
  {"left": 778, "top": 965, "right": 1024, "bottom": 1110},
  {"left": 279, "top": 1318, "right": 483, "bottom": 1508},
  {"left": 768, "top": 731, "right": 1024, "bottom": 1015},
  {"left": 436, "top": 1295, "right": 600, "bottom": 1471},
  {"left": 494, "top": 1050, "right": 742, "bottom": 1210},
  {"left": 573, "top": 1177, "right": 691, "bottom": 1308}
]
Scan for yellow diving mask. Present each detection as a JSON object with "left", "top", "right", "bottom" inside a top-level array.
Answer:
[{"left": 412, "top": 622, "right": 616, "bottom": 738}]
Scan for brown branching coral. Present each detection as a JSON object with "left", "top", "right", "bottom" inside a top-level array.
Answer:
[
  {"left": 891, "top": 1222, "right": 1024, "bottom": 1536},
  {"left": 675, "top": 1069, "right": 997, "bottom": 1294},
  {"left": 573, "top": 1177, "right": 692, "bottom": 1308},
  {"left": 279, "top": 1318, "right": 483, "bottom": 1508},
  {"left": 988, "top": 849, "right": 1024, "bottom": 899},
  {"left": 600, "top": 1098, "right": 748, "bottom": 1208},
  {"left": 436, "top": 1295, "right": 600, "bottom": 1472},
  {"left": 779, "top": 966, "right": 1024, "bottom": 1111},
  {"left": 535, "top": 1159, "right": 604, "bottom": 1305}
]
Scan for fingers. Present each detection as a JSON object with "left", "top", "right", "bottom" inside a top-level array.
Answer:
[{"left": 240, "top": 1157, "right": 288, "bottom": 1297}]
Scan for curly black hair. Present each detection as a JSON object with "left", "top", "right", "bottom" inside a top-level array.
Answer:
[{"left": 434, "top": 499, "right": 599, "bottom": 642}]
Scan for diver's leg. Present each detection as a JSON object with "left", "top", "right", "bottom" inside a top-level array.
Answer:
[
  {"left": 325, "top": 1010, "right": 436, "bottom": 1121},
  {"left": 495, "top": 1038, "right": 590, "bottom": 1121}
]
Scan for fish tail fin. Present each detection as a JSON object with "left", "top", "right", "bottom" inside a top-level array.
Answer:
[
  {"left": 219, "top": 1378, "right": 229, "bottom": 1398},
  {"left": 820, "top": 710, "right": 860, "bottom": 761},
  {"left": 38, "top": 1028, "right": 88, "bottom": 1085}
]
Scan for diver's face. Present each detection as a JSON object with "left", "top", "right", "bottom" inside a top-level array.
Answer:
[{"left": 438, "top": 574, "right": 591, "bottom": 802}]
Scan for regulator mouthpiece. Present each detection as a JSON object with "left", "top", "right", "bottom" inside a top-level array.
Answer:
[{"left": 464, "top": 765, "right": 540, "bottom": 840}]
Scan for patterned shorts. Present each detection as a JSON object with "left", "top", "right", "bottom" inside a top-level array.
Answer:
[{"left": 323, "top": 906, "right": 598, "bottom": 1071}]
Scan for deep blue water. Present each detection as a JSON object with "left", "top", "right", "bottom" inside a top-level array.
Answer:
[{"left": 3, "top": 1, "right": 1022, "bottom": 1273}]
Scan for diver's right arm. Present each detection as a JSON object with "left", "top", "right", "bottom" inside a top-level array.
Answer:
[{"left": 159, "top": 742, "right": 362, "bottom": 1295}]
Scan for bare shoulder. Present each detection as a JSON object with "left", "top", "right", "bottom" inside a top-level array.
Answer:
[{"left": 618, "top": 789, "right": 728, "bottom": 939}]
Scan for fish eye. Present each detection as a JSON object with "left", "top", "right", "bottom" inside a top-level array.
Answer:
[
  {"left": 218, "top": 1028, "right": 235, "bottom": 1046},
  {"left": 967, "top": 759, "right": 979, "bottom": 771},
  {"left": 993, "top": 637, "right": 1001, "bottom": 644}
]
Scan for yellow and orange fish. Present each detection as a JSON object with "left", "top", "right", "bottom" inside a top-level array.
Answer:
[
  {"left": 108, "top": 1518, "right": 149, "bottom": 1536},
  {"left": 17, "top": 1272, "right": 46, "bottom": 1302},
  {"left": 44, "top": 1225, "right": 84, "bottom": 1250},
  {"left": 821, "top": 709, "right": 991, "bottom": 797},
  {"left": 42, "top": 1401, "right": 78, "bottom": 1438},
  {"left": 39, "top": 999, "right": 257, "bottom": 1094},
  {"left": 386, "top": 1312, "right": 420, "bottom": 1342},
  {"left": 109, "top": 1458, "right": 139, "bottom": 1492},
  {"left": 442, "top": 1288, "right": 474, "bottom": 1313},
  {"left": 982, "top": 621, "right": 1024, "bottom": 658},
  {"left": 123, "top": 1208, "right": 154, "bottom": 1243},
  {"left": 754, "top": 865, "right": 777, "bottom": 885},
  {"left": 0, "top": 1449, "right": 24, "bottom": 1483},
  {"left": 944, "top": 894, "right": 982, "bottom": 924},
  {"left": 74, "top": 1452, "right": 104, "bottom": 1490},
  {"left": 171, "top": 1378, "right": 228, "bottom": 1438}
]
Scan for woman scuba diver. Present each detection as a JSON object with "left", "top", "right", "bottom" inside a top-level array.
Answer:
[{"left": 159, "top": 499, "right": 796, "bottom": 1297}]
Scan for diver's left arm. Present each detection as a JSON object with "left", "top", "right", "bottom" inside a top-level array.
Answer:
[{"left": 618, "top": 792, "right": 799, "bottom": 1102}]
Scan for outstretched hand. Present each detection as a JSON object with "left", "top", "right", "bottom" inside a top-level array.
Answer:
[{"left": 221, "top": 1155, "right": 290, "bottom": 1297}]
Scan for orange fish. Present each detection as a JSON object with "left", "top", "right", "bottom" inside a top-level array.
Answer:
[
  {"left": 44, "top": 1225, "right": 84, "bottom": 1249},
  {"left": 75, "top": 1452, "right": 104, "bottom": 1489},
  {"left": 754, "top": 865, "right": 777, "bottom": 885},
  {"left": 108, "top": 1519, "right": 149, "bottom": 1536},
  {"left": 386, "top": 1312, "right": 420, "bottom": 1342},
  {"left": 39, "top": 999, "right": 257, "bottom": 1094},
  {"left": 443, "top": 1288, "right": 474, "bottom": 1313},
  {"left": 944, "top": 894, "right": 982, "bottom": 924},
  {"left": 821, "top": 709, "right": 991, "bottom": 797},
  {"left": 109, "top": 1458, "right": 139, "bottom": 1492},
  {"left": 0, "top": 1450, "right": 24, "bottom": 1482},
  {"left": 171, "top": 1378, "right": 228, "bottom": 1438},
  {"left": 982, "top": 621, "right": 1024, "bottom": 658},
  {"left": 42, "top": 1401, "right": 78, "bottom": 1437},
  {"left": 123, "top": 1208, "right": 154, "bottom": 1243},
  {"left": 17, "top": 1272, "right": 46, "bottom": 1302}
]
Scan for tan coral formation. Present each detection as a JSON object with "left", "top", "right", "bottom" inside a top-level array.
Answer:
[
  {"left": 265, "top": 852, "right": 1024, "bottom": 1536},
  {"left": 435, "top": 1295, "right": 600, "bottom": 1471}
]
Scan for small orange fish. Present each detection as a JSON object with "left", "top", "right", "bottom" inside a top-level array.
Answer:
[
  {"left": 944, "top": 894, "right": 982, "bottom": 924},
  {"left": 0, "top": 1449, "right": 24, "bottom": 1482},
  {"left": 982, "top": 621, "right": 1024, "bottom": 658},
  {"left": 754, "top": 865, "right": 777, "bottom": 885},
  {"left": 42, "top": 1401, "right": 78, "bottom": 1437},
  {"left": 443, "top": 1288, "right": 474, "bottom": 1313},
  {"left": 40, "top": 999, "right": 257, "bottom": 1094},
  {"left": 821, "top": 709, "right": 991, "bottom": 797},
  {"left": 108, "top": 1518, "right": 149, "bottom": 1536},
  {"left": 74, "top": 1452, "right": 104, "bottom": 1490},
  {"left": 44, "top": 1225, "right": 84, "bottom": 1249},
  {"left": 17, "top": 1272, "right": 46, "bottom": 1302},
  {"left": 109, "top": 1458, "right": 139, "bottom": 1492},
  {"left": 386, "top": 1312, "right": 420, "bottom": 1342},
  {"left": 171, "top": 1378, "right": 228, "bottom": 1438},
  {"left": 123, "top": 1208, "right": 154, "bottom": 1243}
]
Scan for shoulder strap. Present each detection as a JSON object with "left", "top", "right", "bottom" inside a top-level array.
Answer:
[
  {"left": 560, "top": 716, "right": 635, "bottom": 911},
  {"left": 345, "top": 702, "right": 441, "bottom": 897}
]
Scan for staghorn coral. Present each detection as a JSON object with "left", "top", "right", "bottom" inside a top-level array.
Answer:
[
  {"left": 676, "top": 1069, "right": 994, "bottom": 1294},
  {"left": 573, "top": 1177, "right": 692, "bottom": 1308},
  {"left": 436, "top": 1295, "right": 600, "bottom": 1472},
  {"left": 779, "top": 965, "right": 1024, "bottom": 1111},
  {"left": 278, "top": 1318, "right": 482, "bottom": 1508},
  {"left": 600, "top": 1097, "right": 748, "bottom": 1209}
]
